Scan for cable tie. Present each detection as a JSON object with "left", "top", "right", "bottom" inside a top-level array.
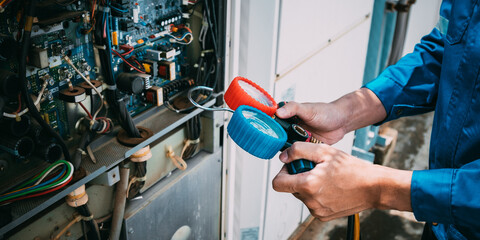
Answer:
[
  {"left": 93, "top": 44, "right": 107, "bottom": 50},
  {"left": 97, "top": 6, "right": 110, "bottom": 13},
  {"left": 76, "top": 148, "right": 87, "bottom": 155},
  {"left": 81, "top": 214, "right": 94, "bottom": 221},
  {"left": 135, "top": 176, "right": 147, "bottom": 182},
  {"left": 106, "top": 84, "right": 117, "bottom": 90},
  {"left": 186, "top": 138, "right": 200, "bottom": 144}
]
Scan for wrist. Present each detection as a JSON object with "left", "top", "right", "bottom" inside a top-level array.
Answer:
[
  {"left": 331, "top": 88, "right": 387, "bottom": 133},
  {"left": 370, "top": 165, "right": 413, "bottom": 211}
]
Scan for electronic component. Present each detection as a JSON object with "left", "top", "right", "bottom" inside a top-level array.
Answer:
[
  {"left": 117, "top": 72, "right": 145, "bottom": 94},
  {"left": 0, "top": 136, "right": 35, "bottom": 159},
  {"left": 30, "top": 47, "right": 49, "bottom": 69},
  {"left": 146, "top": 86, "right": 163, "bottom": 106},
  {"left": 0, "top": 70, "right": 19, "bottom": 98},
  {"left": 79, "top": 80, "right": 103, "bottom": 95},
  {"left": 59, "top": 86, "right": 87, "bottom": 103},
  {"left": 134, "top": 73, "right": 152, "bottom": 89},
  {"left": 158, "top": 60, "right": 176, "bottom": 80},
  {"left": 145, "top": 49, "right": 163, "bottom": 61},
  {"left": 1, "top": 115, "right": 32, "bottom": 138},
  {"left": 143, "top": 60, "right": 158, "bottom": 77},
  {"left": 0, "top": 0, "right": 225, "bottom": 237},
  {"left": 35, "top": 142, "right": 62, "bottom": 163},
  {"left": 161, "top": 48, "right": 176, "bottom": 59}
]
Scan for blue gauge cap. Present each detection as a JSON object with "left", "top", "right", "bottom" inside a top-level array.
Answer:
[{"left": 227, "top": 105, "right": 287, "bottom": 159}]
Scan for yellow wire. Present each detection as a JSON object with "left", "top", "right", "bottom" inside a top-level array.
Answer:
[
  {"left": 354, "top": 213, "right": 360, "bottom": 240},
  {"left": 0, "top": 0, "right": 7, "bottom": 7}
]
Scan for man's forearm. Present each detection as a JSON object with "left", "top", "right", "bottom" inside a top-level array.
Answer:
[
  {"left": 332, "top": 87, "right": 387, "bottom": 133},
  {"left": 370, "top": 165, "right": 413, "bottom": 211}
]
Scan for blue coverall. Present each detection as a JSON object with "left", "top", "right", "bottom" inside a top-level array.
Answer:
[{"left": 365, "top": 0, "right": 480, "bottom": 239}]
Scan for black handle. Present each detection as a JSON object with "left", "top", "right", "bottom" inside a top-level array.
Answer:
[{"left": 287, "top": 159, "right": 316, "bottom": 174}]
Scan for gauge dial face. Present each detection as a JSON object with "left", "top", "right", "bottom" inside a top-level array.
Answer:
[
  {"left": 238, "top": 80, "right": 275, "bottom": 107},
  {"left": 241, "top": 108, "right": 281, "bottom": 138}
]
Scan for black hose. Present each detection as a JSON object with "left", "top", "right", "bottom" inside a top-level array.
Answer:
[
  {"left": 76, "top": 205, "right": 101, "bottom": 240},
  {"left": 18, "top": 0, "right": 71, "bottom": 162},
  {"left": 346, "top": 215, "right": 354, "bottom": 240},
  {"left": 73, "top": 131, "right": 92, "bottom": 169},
  {"left": 387, "top": 0, "right": 414, "bottom": 66}
]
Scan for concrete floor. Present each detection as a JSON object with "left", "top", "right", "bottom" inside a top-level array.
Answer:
[{"left": 299, "top": 112, "right": 434, "bottom": 240}]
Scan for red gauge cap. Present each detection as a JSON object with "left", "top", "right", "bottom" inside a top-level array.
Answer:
[{"left": 224, "top": 76, "right": 278, "bottom": 116}]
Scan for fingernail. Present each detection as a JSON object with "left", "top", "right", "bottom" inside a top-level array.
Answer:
[
  {"left": 279, "top": 151, "right": 288, "bottom": 162},
  {"left": 277, "top": 108, "right": 286, "bottom": 116}
]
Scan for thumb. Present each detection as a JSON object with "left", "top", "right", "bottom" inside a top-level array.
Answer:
[
  {"left": 279, "top": 142, "right": 325, "bottom": 164},
  {"left": 276, "top": 101, "right": 302, "bottom": 119},
  {"left": 276, "top": 102, "right": 315, "bottom": 124}
]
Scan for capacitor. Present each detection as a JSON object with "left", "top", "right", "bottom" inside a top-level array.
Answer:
[
  {"left": 0, "top": 136, "right": 35, "bottom": 158},
  {"left": 0, "top": 70, "right": 19, "bottom": 98},
  {"left": 35, "top": 142, "right": 62, "bottom": 163},
  {"left": 112, "top": 17, "right": 119, "bottom": 46},
  {"left": 117, "top": 72, "right": 145, "bottom": 94},
  {"left": 0, "top": 115, "right": 31, "bottom": 137}
]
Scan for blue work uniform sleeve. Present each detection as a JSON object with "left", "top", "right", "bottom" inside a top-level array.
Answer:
[
  {"left": 365, "top": 28, "right": 444, "bottom": 124},
  {"left": 412, "top": 160, "right": 480, "bottom": 231}
]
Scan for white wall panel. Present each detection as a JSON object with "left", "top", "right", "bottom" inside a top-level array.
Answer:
[
  {"left": 276, "top": 0, "right": 373, "bottom": 75},
  {"left": 262, "top": 153, "right": 304, "bottom": 240},
  {"left": 273, "top": 18, "right": 372, "bottom": 154},
  {"left": 402, "top": 0, "right": 442, "bottom": 55},
  {"left": 261, "top": 2, "right": 373, "bottom": 239}
]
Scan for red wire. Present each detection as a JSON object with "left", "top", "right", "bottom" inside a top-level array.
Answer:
[
  {"left": 78, "top": 102, "right": 93, "bottom": 119},
  {"left": 101, "top": 119, "right": 110, "bottom": 134},
  {"left": 14, "top": 93, "right": 22, "bottom": 113},
  {"left": 112, "top": 50, "right": 146, "bottom": 73}
]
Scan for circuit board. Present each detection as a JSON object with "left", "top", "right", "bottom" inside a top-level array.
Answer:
[{"left": 0, "top": 0, "right": 197, "bottom": 190}]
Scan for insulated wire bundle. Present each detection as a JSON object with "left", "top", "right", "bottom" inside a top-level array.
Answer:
[
  {"left": 95, "top": 0, "right": 141, "bottom": 139},
  {"left": 0, "top": 160, "right": 74, "bottom": 205}
]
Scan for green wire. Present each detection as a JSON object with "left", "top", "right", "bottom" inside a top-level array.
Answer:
[
  {"left": 15, "top": 160, "right": 66, "bottom": 189},
  {"left": 0, "top": 160, "right": 72, "bottom": 202}
]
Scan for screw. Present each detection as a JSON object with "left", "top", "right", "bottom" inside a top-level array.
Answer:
[{"left": 128, "top": 228, "right": 134, "bottom": 234}]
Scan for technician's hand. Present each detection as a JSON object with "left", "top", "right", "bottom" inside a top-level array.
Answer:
[
  {"left": 276, "top": 102, "right": 347, "bottom": 145},
  {"left": 276, "top": 88, "right": 388, "bottom": 145},
  {"left": 272, "top": 142, "right": 413, "bottom": 221}
]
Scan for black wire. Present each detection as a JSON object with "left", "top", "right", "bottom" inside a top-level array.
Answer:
[
  {"left": 76, "top": 205, "right": 101, "bottom": 240},
  {"left": 186, "top": 115, "right": 201, "bottom": 140},
  {"left": 346, "top": 215, "right": 354, "bottom": 240},
  {"left": 81, "top": 220, "right": 88, "bottom": 240},
  {"left": 18, "top": 0, "right": 72, "bottom": 163},
  {"left": 73, "top": 131, "right": 90, "bottom": 169},
  {"left": 209, "top": 0, "right": 218, "bottom": 38},
  {"left": 94, "top": 3, "right": 140, "bottom": 138},
  {"left": 203, "top": 0, "right": 217, "bottom": 54}
]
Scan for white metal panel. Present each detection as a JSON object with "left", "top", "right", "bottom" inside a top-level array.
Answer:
[
  {"left": 274, "top": 19, "right": 372, "bottom": 153},
  {"left": 402, "top": 0, "right": 442, "bottom": 55},
  {"left": 276, "top": 0, "right": 373, "bottom": 75},
  {"left": 227, "top": 0, "right": 281, "bottom": 239},
  {"left": 262, "top": 153, "right": 304, "bottom": 240},
  {"left": 263, "top": 7, "right": 372, "bottom": 238}
]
